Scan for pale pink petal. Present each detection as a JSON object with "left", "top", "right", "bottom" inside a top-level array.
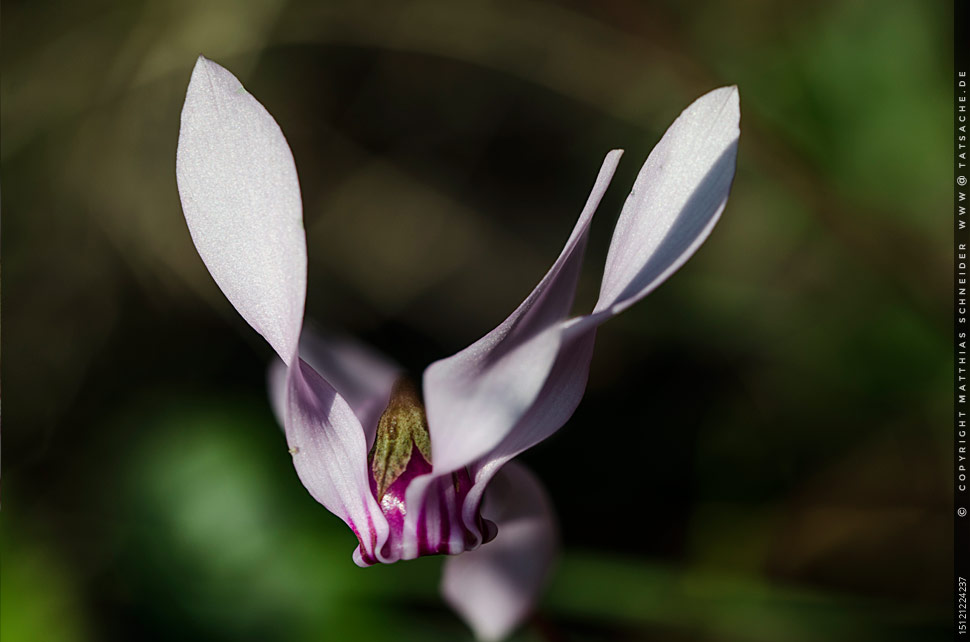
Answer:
[
  {"left": 423, "top": 150, "right": 623, "bottom": 474},
  {"left": 595, "top": 86, "right": 740, "bottom": 315},
  {"left": 268, "top": 327, "right": 400, "bottom": 446},
  {"left": 176, "top": 56, "right": 306, "bottom": 364},
  {"left": 285, "top": 359, "right": 389, "bottom": 565},
  {"left": 298, "top": 326, "right": 401, "bottom": 448},
  {"left": 453, "top": 88, "right": 740, "bottom": 537},
  {"left": 442, "top": 462, "right": 558, "bottom": 642},
  {"left": 458, "top": 330, "right": 596, "bottom": 541},
  {"left": 435, "top": 87, "right": 739, "bottom": 483}
]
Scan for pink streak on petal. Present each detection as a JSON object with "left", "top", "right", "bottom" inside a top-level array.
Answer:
[
  {"left": 595, "top": 86, "right": 740, "bottom": 315},
  {"left": 423, "top": 150, "right": 623, "bottom": 475},
  {"left": 442, "top": 462, "right": 558, "bottom": 642},
  {"left": 284, "top": 358, "right": 389, "bottom": 565},
  {"left": 176, "top": 56, "right": 306, "bottom": 365}
]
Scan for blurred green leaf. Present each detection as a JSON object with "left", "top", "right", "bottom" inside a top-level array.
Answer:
[{"left": 1, "top": 517, "right": 91, "bottom": 642}]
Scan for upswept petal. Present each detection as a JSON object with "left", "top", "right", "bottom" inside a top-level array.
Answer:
[
  {"left": 425, "top": 88, "right": 739, "bottom": 475},
  {"left": 442, "top": 462, "right": 558, "bottom": 642},
  {"left": 595, "top": 86, "right": 740, "bottom": 315},
  {"left": 458, "top": 329, "right": 597, "bottom": 542},
  {"left": 176, "top": 56, "right": 306, "bottom": 364},
  {"left": 268, "top": 327, "right": 400, "bottom": 446},
  {"left": 298, "top": 328, "right": 400, "bottom": 446},
  {"left": 285, "top": 359, "right": 389, "bottom": 565},
  {"left": 423, "top": 150, "right": 623, "bottom": 474},
  {"left": 446, "top": 87, "right": 740, "bottom": 539}
]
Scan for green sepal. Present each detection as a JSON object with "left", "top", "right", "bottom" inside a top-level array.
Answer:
[{"left": 368, "top": 378, "right": 432, "bottom": 500}]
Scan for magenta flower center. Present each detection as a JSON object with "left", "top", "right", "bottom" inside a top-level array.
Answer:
[{"left": 355, "top": 378, "right": 493, "bottom": 564}]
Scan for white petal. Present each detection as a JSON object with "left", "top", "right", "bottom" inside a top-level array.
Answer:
[
  {"left": 456, "top": 329, "right": 596, "bottom": 542},
  {"left": 423, "top": 151, "right": 623, "bottom": 474},
  {"left": 177, "top": 56, "right": 307, "bottom": 364},
  {"left": 595, "top": 86, "right": 740, "bottom": 314},
  {"left": 442, "top": 462, "right": 558, "bottom": 641},
  {"left": 449, "top": 88, "right": 740, "bottom": 543},
  {"left": 297, "top": 326, "right": 401, "bottom": 448},
  {"left": 268, "top": 326, "right": 400, "bottom": 447},
  {"left": 285, "top": 359, "right": 389, "bottom": 564}
]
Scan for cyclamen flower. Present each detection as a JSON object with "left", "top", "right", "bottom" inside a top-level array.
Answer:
[{"left": 176, "top": 56, "right": 739, "bottom": 640}]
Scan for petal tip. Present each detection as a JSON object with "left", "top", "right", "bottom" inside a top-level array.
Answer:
[
  {"left": 190, "top": 54, "right": 216, "bottom": 78},
  {"left": 176, "top": 56, "right": 307, "bottom": 363},
  {"left": 708, "top": 85, "right": 740, "bottom": 120},
  {"left": 694, "top": 85, "right": 739, "bottom": 112},
  {"left": 593, "top": 82, "right": 741, "bottom": 314}
]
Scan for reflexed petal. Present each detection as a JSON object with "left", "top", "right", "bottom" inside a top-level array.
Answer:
[
  {"left": 442, "top": 462, "right": 558, "bottom": 642},
  {"left": 448, "top": 88, "right": 740, "bottom": 538},
  {"left": 434, "top": 87, "right": 739, "bottom": 490},
  {"left": 268, "top": 327, "right": 400, "bottom": 446},
  {"left": 424, "top": 150, "right": 623, "bottom": 474},
  {"left": 285, "top": 359, "right": 389, "bottom": 565},
  {"left": 458, "top": 329, "right": 596, "bottom": 540},
  {"left": 595, "top": 86, "right": 740, "bottom": 314},
  {"left": 177, "top": 56, "right": 306, "bottom": 364}
]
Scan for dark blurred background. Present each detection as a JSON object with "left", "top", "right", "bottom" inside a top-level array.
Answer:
[{"left": 1, "top": 1, "right": 952, "bottom": 640}]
